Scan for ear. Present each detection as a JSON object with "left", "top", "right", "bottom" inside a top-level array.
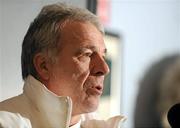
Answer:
[{"left": 33, "top": 53, "right": 51, "bottom": 81}]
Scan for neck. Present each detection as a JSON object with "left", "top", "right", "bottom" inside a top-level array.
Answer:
[{"left": 70, "top": 115, "right": 81, "bottom": 126}]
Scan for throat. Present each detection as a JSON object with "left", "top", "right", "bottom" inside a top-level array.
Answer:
[{"left": 70, "top": 115, "right": 81, "bottom": 126}]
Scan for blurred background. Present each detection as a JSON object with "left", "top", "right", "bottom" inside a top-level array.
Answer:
[{"left": 0, "top": 0, "right": 180, "bottom": 127}]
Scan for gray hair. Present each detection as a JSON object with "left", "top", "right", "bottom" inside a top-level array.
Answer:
[{"left": 21, "top": 3, "right": 104, "bottom": 80}]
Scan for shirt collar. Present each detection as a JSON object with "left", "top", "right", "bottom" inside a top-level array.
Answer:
[{"left": 23, "top": 75, "right": 72, "bottom": 128}]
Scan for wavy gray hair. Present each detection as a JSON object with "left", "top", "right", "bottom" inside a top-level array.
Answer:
[{"left": 21, "top": 3, "right": 104, "bottom": 80}]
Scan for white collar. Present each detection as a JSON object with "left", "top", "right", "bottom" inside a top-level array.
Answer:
[
  {"left": 23, "top": 75, "right": 73, "bottom": 128},
  {"left": 22, "top": 75, "right": 126, "bottom": 128}
]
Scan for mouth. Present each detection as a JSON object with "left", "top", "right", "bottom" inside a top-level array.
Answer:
[{"left": 87, "top": 85, "right": 103, "bottom": 95}]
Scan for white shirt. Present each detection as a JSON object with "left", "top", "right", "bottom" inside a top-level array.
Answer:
[{"left": 0, "top": 75, "right": 126, "bottom": 128}]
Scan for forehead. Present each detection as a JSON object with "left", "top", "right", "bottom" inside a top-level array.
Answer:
[{"left": 59, "top": 21, "right": 105, "bottom": 51}]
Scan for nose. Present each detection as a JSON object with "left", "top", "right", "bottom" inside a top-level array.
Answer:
[{"left": 90, "top": 53, "right": 110, "bottom": 76}]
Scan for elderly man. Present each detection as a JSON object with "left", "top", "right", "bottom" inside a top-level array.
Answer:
[{"left": 0, "top": 3, "right": 125, "bottom": 128}]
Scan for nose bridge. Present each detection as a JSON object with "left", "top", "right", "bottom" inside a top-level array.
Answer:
[{"left": 91, "top": 53, "right": 110, "bottom": 76}]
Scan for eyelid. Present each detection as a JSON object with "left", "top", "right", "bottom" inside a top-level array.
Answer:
[
  {"left": 84, "top": 53, "right": 92, "bottom": 57},
  {"left": 83, "top": 50, "right": 93, "bottom": 56},
  {"left": 77, "top": 49, "right": 93, "bottom": 57},
  {"left": 82, "top": 48, "right": 93, "bottom": 54}
]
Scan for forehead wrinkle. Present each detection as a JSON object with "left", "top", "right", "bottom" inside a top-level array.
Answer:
[
  {"left": 72, "top": 30, "right": 95, "bottom": 43},
  {"left": 67, "top": 22, "right": 106, "bottom": 55},
  {"left": 71, "top": 24, "right": 102, "bottom": 42},
  {"left": 71, "top": 30, "right": 106, "bottom": 53}
]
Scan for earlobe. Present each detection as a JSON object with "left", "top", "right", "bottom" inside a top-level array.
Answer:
[{"left": 33, "top": 53, "right": 50, "bottom": 81}]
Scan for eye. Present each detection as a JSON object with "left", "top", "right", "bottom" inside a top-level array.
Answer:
[
  {"left": 77, "top": 51, "right": 93, "bottom": 62},
  {"left": 83, "top": 52, "right": 92, "bottom": 57}
]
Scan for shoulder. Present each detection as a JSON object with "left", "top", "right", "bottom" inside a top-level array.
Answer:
[
  {"left": 0, "top": 111, "right": 32, "bottom": 128},
  {"left": 0, "top": 94, "right": 29, "bottom": 114}
]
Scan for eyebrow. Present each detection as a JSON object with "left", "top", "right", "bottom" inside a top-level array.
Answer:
[{"left": 76, "top": 45, "right": 107, "bottom": 55}]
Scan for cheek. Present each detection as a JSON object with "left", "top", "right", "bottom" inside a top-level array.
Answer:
[{"left": 72, "top": 58, "right": 90, "bottom": 84}]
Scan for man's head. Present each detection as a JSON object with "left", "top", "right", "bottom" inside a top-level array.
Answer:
[{"left": 21, "top": 3, "right": 109, "bottom": 115}]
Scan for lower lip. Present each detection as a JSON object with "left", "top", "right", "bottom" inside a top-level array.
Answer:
[{"left": 87, "top": 88, "right": 102, "bottom": 95}]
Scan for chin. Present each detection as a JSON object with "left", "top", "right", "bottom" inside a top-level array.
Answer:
[
  {"left": 73, "top": 96, "right": 100, "bottom": 115},
  {"left": 83, "top": 100, "right": 99, "bottom": 113}
]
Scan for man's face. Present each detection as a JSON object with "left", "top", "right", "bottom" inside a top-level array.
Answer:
[{"left": 47, "top": 21, "right": 109, "bottom": 115}]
